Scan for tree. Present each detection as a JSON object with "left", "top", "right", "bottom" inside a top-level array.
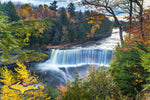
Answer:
[
  {"left": 43, "top": 4, "right": 49, "bottom": 18},
  {"left": 0, "top": 62, "right": 50, "bottom": 99},
  {"left": 68, "top": 24, "right": 75, "bottom": 42},
  {"left": 67, "top": 3, "right": 76, "bottom": 18},
  {"left": 82, "top": 0, "right": 124, "bottom": 42},
  {"left": 114, "top": 0, "right": 143, "bottom": 37},
  {"left": 0, "top": 11, "right": 49, "bottom": 63},
  {"left": 60, "top": 7, "right": 69, "bottom": 26},
  {"left": 78, "top": 11, "right": 83, "bottom": 21},
  {"left": 109, "top": 7, "right": 150, "bottom": 100},
  {"left": 4, "top": 1, "right": 20, "bottom": 21},
  {"left": 109, "top": 45, "right": 148, "bottom": 99},
  {"left": 59, "top": 67, "right": 122, "bottom": 100},
  {"left": 49, "top": 0, "right": 58, "bottom": 11}
]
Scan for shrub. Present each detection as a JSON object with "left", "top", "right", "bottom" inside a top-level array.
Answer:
[{"left": 59, "top": 66, "right": 122, "bottom": 100}]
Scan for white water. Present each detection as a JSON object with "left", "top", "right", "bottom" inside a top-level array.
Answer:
[
  {"left": 38, "top": 49, "right": 113, "bottom": 70},
  {"left": 35, "top": 28, "right": 124, "bottom": 86},
  {"left": 37, "top": 28, "right": 123, "bottom": 69},
  {"left": 71, "top": 28, "right": 122, "bottom": 50}
]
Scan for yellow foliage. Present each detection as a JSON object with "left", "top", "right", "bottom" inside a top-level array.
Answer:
[
  {"left": 86, "top": 14, "right": 104, "bottom": 38},
  {"left": 88, "top": 20, "right": 94, "bottom": 24},
  {"left": 90, "top": 26, "right": 97, "bottom": 38},
  {"left": 22, "top": 9, "right": 29, "bottom": 18},
  {"left": 95, "top": 24, "right": 100, "bottom": 29},
  {"left": 0, "top": 62, "right": 50, "bottom": 100},
  {"left": 100, "top": 15, "right": 105, "bottom": 20},
  {"left": 15, "top": 61, "right": 38, "bottom": 84},
  {"left": 66, "top": 12, "right": 70, "bottom": 19},
  {"left": 135, "top": 79, "right": 143, "bottom": 83},
  {"left": 59, "top": 86, "right": 67, "bottom": 93},
  {"left": 0, "top": 67, "right": 14, "bottom": 85},
  {"left": 70, "top": 18, "right": 75, "bottom": 23},
  {"left": 0, "top": 68, "right": 21, "bottom": 100}
]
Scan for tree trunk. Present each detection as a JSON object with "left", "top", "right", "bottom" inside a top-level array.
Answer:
[
  {"left": 106, "top": 7, "right": 124, "bottom": 43},
  {"left": 133, "top": 0, "right": 143, "bottom": 37},
  {"left": 119, "top": 26, "right": 123, "bottom": 43},
  {"left": 129, "top": 0, "right": 133, "bottom": 37}
]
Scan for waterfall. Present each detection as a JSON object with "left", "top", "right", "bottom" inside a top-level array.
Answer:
[
  {"left": 38, "top": 48, "right": 113, "bottom": 70},
  {"left": 35, "top": 29, "right": 122, "bottom": 87}
]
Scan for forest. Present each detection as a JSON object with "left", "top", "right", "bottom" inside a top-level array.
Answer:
[{"left": 0, "top": 0, "right": 150, "bottom": 100}]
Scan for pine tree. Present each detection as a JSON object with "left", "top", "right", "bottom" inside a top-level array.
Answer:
[
  {"left": 109, "top": 45, "right": 149, "bottom": 99},
  {"left": 60, "top": 7, "right": 69, "bottom": 26},
  {"left": 4, "top": 1, "right": 20, "bottom": 21},
  {"left": 77, "top": 11, "right": 83, "bottom": 21},
  {"left": 49, "top": 0, "right": 58, "bottom": 11},
  {"left": 67, "top": 3, "right": 76, "bottom": 18}
]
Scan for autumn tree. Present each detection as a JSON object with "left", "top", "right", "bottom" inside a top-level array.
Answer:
[
  {"left": 82, "top": 0, "right": 124, "bottom": 42},
  {"left": 0, "top": 62, "right": 50, "bottom": 100},
  {"left": 0, "top": 11, "right": 49, "bottom": 63},
  {"left": 38, "top": 4, "right": 44, "bottom": 15},
  {"left": 109, "top": 7, "right": 150, "bottom": 100}
]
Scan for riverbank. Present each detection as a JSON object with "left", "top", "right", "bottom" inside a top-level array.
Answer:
[
  {"left": 0, "top": 53, "right": 49, "bottom": 67},
  {"left": 0, "top": 31, "right": 112, "bottom": 67},
  {"left": 47, "top": 31, "right": 112, "bottom": 49}
]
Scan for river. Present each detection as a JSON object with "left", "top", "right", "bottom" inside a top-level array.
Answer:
[{"left": 30, "top": 28, "right": 124, "bottom": 88}]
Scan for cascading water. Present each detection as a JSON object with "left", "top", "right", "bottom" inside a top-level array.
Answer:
[
  {"left": 34, "top": 28, "right": 123, "bottom": 88},
  {"left": 38, "top": 49, "right": 113, "bottom": 70}
]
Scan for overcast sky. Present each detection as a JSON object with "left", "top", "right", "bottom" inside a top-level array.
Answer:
[
  {"left": 1, "top": 0, "right": 149, "bottom": 7},
  {"left": 1, "top": 0, "right": 149, "bottom": 14}
]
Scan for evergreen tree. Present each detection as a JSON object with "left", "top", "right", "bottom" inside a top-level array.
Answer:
[
  {"left": 60, "top": 7, "right": 69, "bottom": 26},
  {"left": 77, "top": 11, "right": 83, "bottom": 21},
  {"left": 49, "top": 0, "right": 58, "bottom": 11},
  {"left": 109, "top": 45, "right": 149, "bottom": 99},
  {"left": 67, "top": 2, "right": 76, "bottom": 18},
  {"left": 68, "top": 24, "right": 75, "bottom": 42},
  {"left": 84, "top": 10, "right": 90, "bottom": 17},
  {"left": 4, "top": 1, "right": 20, "bottom": 21}
]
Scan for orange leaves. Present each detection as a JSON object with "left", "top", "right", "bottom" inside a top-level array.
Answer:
[
  {"left": 88, "top": 20, "right": 94, "bottom": 24},
  {"left": 22, "top": 9, "right": 29, "bottom": 19},
  {"left": 91, "top": 10, "right": 98, "bottom": 15},
  {"left": 95, "top": 24, "right": 100, "bottom": 29},
  {"left": 66, "top": 12, "right": 70, "bottom": 19},
  {"left": 59, "top": 86, "right": 67, "bottom": 93},
  {"left": 90, "top": 26, "right": 97, "bottom": 38},
  {"left": 39, "top": 28, "right": 44, "bottom": 34},
  {"left": 86, "top": 12, "right": 104, "bottom": 38},
  {"left": 121, "top": 8, "right": 150, "bottom": 52},
  {"left": 16, "top": 4, "right": 60, "bottom": 20},
  {"left": 70, "top": 18, "right": 75, "bottom": 23}
]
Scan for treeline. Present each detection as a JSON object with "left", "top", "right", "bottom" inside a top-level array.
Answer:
[{"left": 0, "top": 1, "right": 112, "bottom": 48}]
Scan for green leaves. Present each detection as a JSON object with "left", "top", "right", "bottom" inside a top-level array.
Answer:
[
  {"left": 0, "top": 11, "right": 50, "bottom": 63},
  {"left": 60, "top": 66, "right": 122, "bottom": 100},
  {"left": 109, "top": 45, "right": 149, "bottom": 99}
]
